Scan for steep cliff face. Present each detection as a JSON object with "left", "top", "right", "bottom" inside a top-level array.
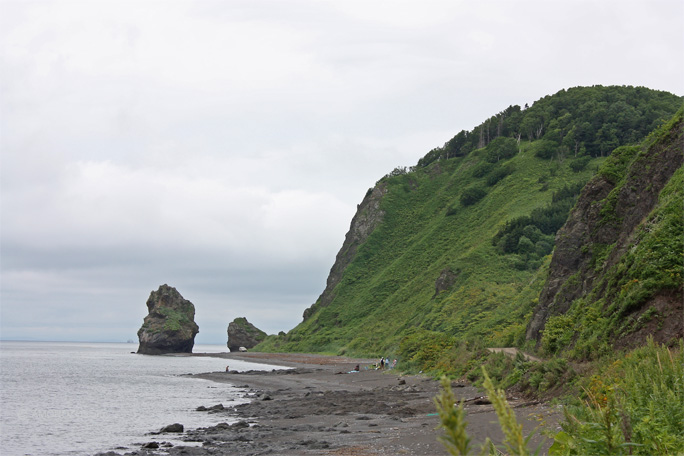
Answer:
[
  {"left": 137, "top": 284, "right": 200, "bottom": 355},
  {"left": 527, "top": 110, "right": 683, "bottom": 352},
  {"left": 227, "top": 317, "right": 266, "bottom": 352},
  {"left": 301, "top": 183, "right": 387, "bottom": 320}
]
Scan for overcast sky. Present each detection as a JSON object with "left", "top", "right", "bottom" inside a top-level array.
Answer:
[{"left": 1, "top": 0, "right": 682, "bottom": 345}]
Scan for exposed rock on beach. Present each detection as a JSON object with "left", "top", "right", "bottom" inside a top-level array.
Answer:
[
  {"left": 226, "top": 317, "right": 266, "bottom": 352},
  {"left": 98, "top": 352, "right": 560, "bottom": 455}
]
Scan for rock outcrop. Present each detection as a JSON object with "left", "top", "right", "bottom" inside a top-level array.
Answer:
[
  {"left": 227, "top": 317, "right": 266, "bottom": 352},
  {"left": 526, "top": 111, "right": 684, "bottom": 346},
  {"left": 137, "top": 284, "right": 199, "bottom": 355},
  {"left": 301, "top": 183, "right": 387, "bottom": 321}
]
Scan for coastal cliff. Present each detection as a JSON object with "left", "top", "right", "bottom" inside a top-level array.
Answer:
[
  {"left": 256, "top": 86, "right": 682, "bottom": 359},
  {"left": 137, "top": 284, "right": 199, "bottom": 355},
  {"left": 301, "top": 183, "right": 387, "bottom": 321},
  {"left": 527, "top": 110, "right": 683, "bottom": 356}
]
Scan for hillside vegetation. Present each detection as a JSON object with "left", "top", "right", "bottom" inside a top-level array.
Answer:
[
  {"left": 254, "top": 84, "right": 684, "bottom": 456},
  {"left": 530, "top": 108, "right": 683, "bottom": 360},
  {"left": 259, "top": 86, "right": 681, "bottom": 366}
]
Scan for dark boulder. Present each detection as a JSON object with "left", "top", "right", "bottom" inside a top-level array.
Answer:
[
  {"left": 137, "top": 284, "right": 199, "bottom": 355},
  {"left": 227, "top": 317, "right": 266, "bottom": 352},
  {"left": 160, "top": 423, "right": 184, "bottom": 433}
]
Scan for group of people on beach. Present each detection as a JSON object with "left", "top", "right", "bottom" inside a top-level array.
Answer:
[{"left": 377, "top": 357, "right": 397, "bottom": 369}]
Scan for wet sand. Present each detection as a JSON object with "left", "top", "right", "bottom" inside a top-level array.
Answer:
[{"left": 106, "top": 352, "right": 560, "bottom": 455}]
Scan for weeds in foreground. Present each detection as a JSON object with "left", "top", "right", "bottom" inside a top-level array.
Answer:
[
  {"left": 434, "top": 368, "right": 539, "bottom": 455},
  {"left": 551, "top": 338, "right": 684, "bottom": 455},
  {"left": 434, "top": 377, "right": 471, "bottom": 455},
  {"left": 434, "top": 339, "right": 684, "bottom": 455}
]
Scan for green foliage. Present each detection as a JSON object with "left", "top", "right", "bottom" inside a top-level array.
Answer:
[
  {"left": 159, "top": 307, "right": 189, "bottom": 332},
  {"left": 533, "top": 140, "right": 560, "bottom": 159},
  {"left": 520, "top": 86, "right": 681, "bottom": 157},
  {"left": 398, "top": 329, "right": 457, "bottom": 373},
  {"left": 544, "top": 114, "right": 683, "bottom": 359},
  {"left": 522, "top": 358, "right": 574, "bottom": 393},
  {"left": 259, "top": 87, "right": 681, "bottom": 371},
  {"left": 471, "top": 162, "right": 494, "bottom": 178},
  {"left": 486, "top": 137, "right": 519, "bottom": 163},
  {"left": 472, "top": 351, "right": 575, "bottom": 395},
  {"left": 434, "top": 377, "right": 471, "bottom": 456},
  {"left": 460, "top": 185, "right": 487, "bottom": 206},
  {"left": 597, "top": 145, "right": 640, "bottom": 185},
  {"left": 492, "top": 182, "right": 584, "bottom": 269},
  {"left": 437, "top": 343, "right": 684, "bottom": 456},
  {"left": 551, "top": 339, "right": 684, "bottom": 455},
  {"left": 435, "top": 369, "right": 539, "bottom": 456},
  {"left": 540, "top": 315, "right": 574, "bottom": 354},
  {"left": 418, "top": 86, "right": 681, "bottom": 168},
  {"left": 569, "top": 155, "right": 591, "bottom": 172},
  {"left": 485, "top": 164, "right": 515, "bottom": 186}
]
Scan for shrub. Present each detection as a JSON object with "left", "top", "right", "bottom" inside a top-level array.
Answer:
[
  {"left": 460, "top": 185, "right": 487, "bottom": 206},
  {"left": 398, "top": 329, "right": 456, "bottom": 373},
  {"left": 534, "top": 140, "right": 560, "bottom": 159},
  {"left": 493, "top": 182, "right": 582, "bottom": 256},
  {"left": 472, "top": 162, "right": 494, "bottom": 178},
  {"left": 569, "top": 155, "right": 591, "bottom": 172},
  {"left": 597, "top": 145, "right": 640, "bottom": 185},
  {"left": 486, "top": 137, "right": 519, "bottom": 163},
  {"left": 486, "top": 164, "right": 515, "bottom": 186},
  {"left": 552, "top": 339, "right": 684, "bottom": 455},
  {"left": 541, "top": 314, "right": 574, "bottom": 354}
]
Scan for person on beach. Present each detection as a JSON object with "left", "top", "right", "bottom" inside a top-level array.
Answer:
[{"left": 380, "top": 358, "right": 385, "bottom": 369}]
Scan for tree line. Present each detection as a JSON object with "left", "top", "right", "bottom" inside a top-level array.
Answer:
[{"left": 416, "top": 85, "right": 682, "bottom": 168}]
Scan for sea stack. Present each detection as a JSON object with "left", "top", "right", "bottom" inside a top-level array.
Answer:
[
  {"left": 227, "top": 317, "right": 266, "bottom": 352},
  {"left": 137, "top": 284, "right": 199, "bottom": 355}
]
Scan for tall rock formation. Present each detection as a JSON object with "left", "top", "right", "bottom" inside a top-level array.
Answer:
[
  {"left": 526, "top": 110, "right": 684, "bottom": 348},
  {"left": 137, "top": 284, "right": 200, "bottom": 355},
  {"left": 227, "top": 317, "right": 266, "bottom": 352}
]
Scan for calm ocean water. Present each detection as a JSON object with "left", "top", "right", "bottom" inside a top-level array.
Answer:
[{"left": 0, "top": 341, "right": 281, "bottom": 456}]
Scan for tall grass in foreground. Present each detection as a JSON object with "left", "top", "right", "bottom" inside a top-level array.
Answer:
[
  {"left": 434, "top": 339, "right": 684, "bottom": 455},
  {"left": 434, "top": 369, "right": 538, "bottom": 455},
  {"left": 552, "top": 338, "right": 684, "bottom": 455}
]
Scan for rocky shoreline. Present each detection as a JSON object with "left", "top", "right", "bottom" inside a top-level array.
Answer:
[{"left": 96, "top": 352, "right": 560, "bottom": 455}]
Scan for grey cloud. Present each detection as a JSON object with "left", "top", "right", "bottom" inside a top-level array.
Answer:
[{"left": 1, "top": 0, "right": 682, "bottom": 344}]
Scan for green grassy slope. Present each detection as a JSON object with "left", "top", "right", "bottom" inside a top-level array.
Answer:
[
  {"left": 258, "top": 86, "right": 682, "bottom": 361},
  {"left": 267, "top": 143, "right": 600, "bottom": 356}
]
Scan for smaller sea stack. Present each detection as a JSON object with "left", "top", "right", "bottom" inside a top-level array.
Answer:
[
  {"left": 137, "top": 284, "right": 199, "bottom": 355},
  {"left": 227, "top": 317, "right": 266, "bottom": 352}
]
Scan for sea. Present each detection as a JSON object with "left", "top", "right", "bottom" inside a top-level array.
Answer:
[{"left": 0, "top": 341, "right": 282, "bottom": 456}]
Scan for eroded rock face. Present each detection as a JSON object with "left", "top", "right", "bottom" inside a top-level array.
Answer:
[
  {"left": 434, "top": 268, "right": 459, "bottom": 297},
  {"left": 526, "top": 115, "right": 684, "bottom": 344},
  {"left": 227, "top": 317, "right": 266, "bottom": 352},
  {"left": 137, "top": 284, "right": 199, "bottom": 355},
  {"left": 301, "top": 183, "right": 388, "bottom": 321}
]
